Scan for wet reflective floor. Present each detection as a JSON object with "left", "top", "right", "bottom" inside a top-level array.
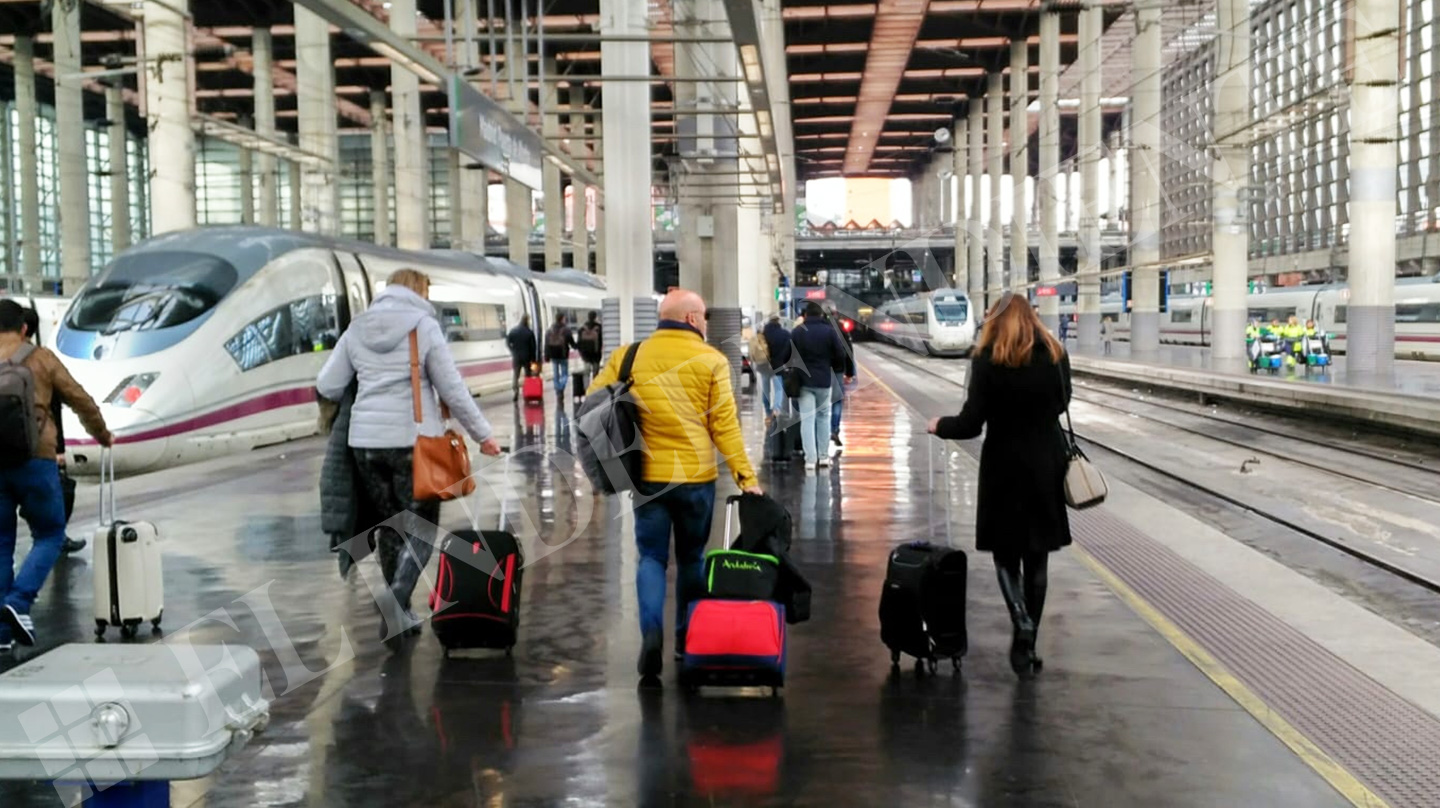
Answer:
[{"left": 0, "top": 367, "right": 1348, "bottom": 807}]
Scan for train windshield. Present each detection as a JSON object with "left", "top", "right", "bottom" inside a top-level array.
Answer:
[
  {"left": 67, "top": 252, "right": 238, "bottom": 334},
  {"left": 933, "top": 300, "right": 969, "bottom": 324}
]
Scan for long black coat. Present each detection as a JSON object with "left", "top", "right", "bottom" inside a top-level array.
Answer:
[{"left": 935, "top": 343, "right": 1073, "bottom": 555}]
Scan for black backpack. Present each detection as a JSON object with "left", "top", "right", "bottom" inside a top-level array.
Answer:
[
  {"left": 0, "top": 344, "right": 38, "bottom": 467},
  {"left": 546, "top": 326, "right": 567, "bottom": 349},
  {"left": 575, "top": 342, "right": 644, "bottom": 493},
  {"left": 578, "top": 322, "right": 601, "bottom": 354}
]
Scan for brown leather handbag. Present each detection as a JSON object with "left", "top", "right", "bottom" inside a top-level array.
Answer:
[{"left": 409, "top": 330, "right": 475, "bottom": 501}]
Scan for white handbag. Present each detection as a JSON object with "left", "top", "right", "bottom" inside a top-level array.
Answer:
[{"left": 1059, "top": 374, "right": 1107, "bottom": 510}]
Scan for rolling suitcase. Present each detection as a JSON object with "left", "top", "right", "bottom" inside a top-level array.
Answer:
[
  {"left": 431, "top": 454, "right": 524, "bottom": 656},
  {"left": 703, "top": 496, "right": 781, "bottom": 600},
  {"left": 681, "top": 499, "right": 787, "bottom": 694},
  {"left": 92, "top": 448, "right": 164, "bottom": 639},
  {"left": 522, "top": 374, "right": 544, "bottom": 405},
  {"left": 571, "top": 370, "right": 588, "bottom": 406}
]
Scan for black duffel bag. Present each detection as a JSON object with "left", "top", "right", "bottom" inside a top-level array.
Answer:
[{"left": 576, "top": 342, "right": 644, "bottom": 494}]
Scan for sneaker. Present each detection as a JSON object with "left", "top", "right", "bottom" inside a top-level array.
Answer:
[
  {"left": 817, "top": 457, "right": 831, "bottom": 469},
  {"left": 61, "top": 537, "right": 87, "bottom": 555},
  {"left": 831, "top": 433, "right": 843, "bottom": 447},
  {"left": 638, "top": 633, "right": 663, "bottom": 679},
  {"left": 2, "top": 605, "right": 35, "bottom": 647}
]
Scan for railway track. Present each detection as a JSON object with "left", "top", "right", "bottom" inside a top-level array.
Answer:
[{"left": 864, "top": 343, "right": 1440, "bottom": 595}]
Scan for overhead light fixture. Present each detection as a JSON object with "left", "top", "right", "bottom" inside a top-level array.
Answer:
[{"left": 739, "top": 44, "right": 763, "bottom": 85}]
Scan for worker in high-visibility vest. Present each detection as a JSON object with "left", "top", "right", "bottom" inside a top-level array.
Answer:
[{"left": 1282, "top": 316, "right": 1306, "bottom": 365}]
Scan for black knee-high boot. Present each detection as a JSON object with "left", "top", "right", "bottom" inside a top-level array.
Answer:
[
  {"left": 1022, "top": 553, "right": 1049, "bottom": 671},
  {"left": 995, "top": 558, "right": 1036, "bottom": 678}
]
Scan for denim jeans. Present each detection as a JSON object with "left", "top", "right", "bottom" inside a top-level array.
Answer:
[
  {"left": 759, "top": 370, "right": 775, "bottom": 413},
  {"left": 830, "top": 376, "right": 846, "bottom": 436},
  {"left": 633, "top": 481, "right": 716, "bottom": 641},
  {"left": 0, "top": 458, "right": 67, "bottom": 614},
  {"left": 551, "top": 359, "right": 570, "bottom": 393},
  {"left": 795, "top": 385, "right": 832, "bottom": 465}
]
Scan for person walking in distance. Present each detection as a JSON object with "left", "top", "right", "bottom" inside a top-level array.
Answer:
[
  {"left": 0, "top": 299, "right": 112, "bottom": 649},
  {"left": 544, "top": 313, "right": 577, "bottom": 400},
  {"left": 927, "top": 292, "right": 1071, "bottom": 678},
  {"left": 19, "top": 307, "right": 84, "bottom": 555},
  {"left": 505, "top": 315, "right": 537, "bottom": 401},
  {"left": 789, "top": 302, "right": 850, "bottom": 470},
  {"left": 577, "top": 310, "right": 604, "bottom": 379},
  {"left": 587, "top": 289, "right": 762, "bottom": 684},
  {"left": 317, "top": 269, "right": 503, "bottom": 651}
]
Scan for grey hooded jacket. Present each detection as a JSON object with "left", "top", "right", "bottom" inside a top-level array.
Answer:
[{"left": 316, "top": 285, "right": 493, "bottom": 449}]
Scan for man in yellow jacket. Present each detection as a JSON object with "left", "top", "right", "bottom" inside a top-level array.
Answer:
[{"left": 589, "top": 289, "right": 762, "bottom": 681}]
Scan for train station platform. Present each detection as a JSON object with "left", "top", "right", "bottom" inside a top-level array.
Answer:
[
  {"left": 1063, "top": 341, "right": 1440, "bottom": 438},
  {"left": 2, "top": 357, "right": 1438, "bottom": 806}
]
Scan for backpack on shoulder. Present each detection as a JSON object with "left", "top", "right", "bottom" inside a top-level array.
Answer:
[
  {"left": 578, "top": 322, "right": 601, "bottom": 355},
  {"left": 576, "top": 342, "right": 644, "bottom": 494},
  {"left": 748, "top": 332, "right": 770, "bottom": 366},
  {"left": 546, "top": 327, "right": 567, "bottom": 350},
  {"left": 0, "top": 344, "right": 38, "bottom": 467}
]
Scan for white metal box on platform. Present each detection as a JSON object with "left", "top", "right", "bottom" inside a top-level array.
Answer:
[{"left": 0, "top": 644, "right": 269, "bottom": 783}]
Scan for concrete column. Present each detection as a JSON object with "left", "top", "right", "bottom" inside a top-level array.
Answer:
[
  {"left": 1038, "top": 10, "right": 1061, "bottom": 333},
  {"left": 594, "top": 112, "right": 607, "bottom": 278},
  {"left": 447, "top": 148, "right": 464, "bottom": 249},
  {"left": 288, "top": 162, "right": 302, "bottom": 230},
  {"left": 1009, "top": 40, "right": 1029, "bottom": 292},
  {"left": 966, "top": 102, "right": 984, "bottom": 306},
  {"left": 952, "top": 115, "right": 968, "bottom": 292},
  {"left": 541, "top": 60, "right": 564, "bottom": 269},
  {"left": 0, "top": 101, "right": 10, "bottom": 281},
  {"left": 143, "top": 0, "right": 195, "bottom": 236},
  {"left": 1107, "top": 130, "right": 1121, "bottom": 228},
  {"left": 253, "top": 29, "right": 278, "bottom": 227},
  {"left": 295, "top": 7, "right": 338, "bottom": 234},
  {"left": 1346, "top": 0, "right": 1400, "bottom": 383},
  {"left": 1076, "top": 4, "right": 1103, "bottom": 351},
  {"left": 370, "top": 90, "right": 392, "bottom": 246},
  {"left": 602, "top": 0, "right": 653, "bottom": 341},
  {"left": 569, "top": 93, "right": 590, "bottom": 271},
  {"left": 985, "top": 72, "right": 1004, "bottom": 307},
  {"left": 1129, "top": 0, "right": 1164, "bottom": 354},
  {"left": 389, "top": 0, "right": 428, "bottom": 248},
  {"left": 507, "top": 182, "right": 530, "bottom": 265},
  {"left": 238, "top": 120, "right": 254, "bottom": 224},
  {"left": 455, "top": 0, "right": 486, "bottom": 253},
  {"left": 106, "top": 85, "right": 131, "bottom": 252},
  {"left": 14, "top": 37, "right": 40, "bottom": 288},
  {"left": 1211, "top": 0, "right": 1252, "bottom": 364},
  {"left": 53, "top": 0, "right": 90, "bottom": 286}
]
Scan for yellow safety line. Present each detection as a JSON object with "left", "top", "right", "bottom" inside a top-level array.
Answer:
[
  {"left": 865, "top": 354, "right": 1390, "bottom": 808},
  {"left": 1074, "top": 546, "right": 1390, "bottom": 808}
]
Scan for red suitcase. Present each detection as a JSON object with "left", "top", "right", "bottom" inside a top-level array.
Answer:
[
  {"left": 679, "top": 600, "right": 786, "bottom": 694},
  {"left": 522, "top": 374, "right": 544, "bottom": 405}
]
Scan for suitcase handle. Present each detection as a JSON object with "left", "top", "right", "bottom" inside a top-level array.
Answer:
[
  {"left": 722, "top": 494, "right": 744, "bottom": 550},
  {"left": 98, "top": 446, "right": 117, "bottom": 527}
]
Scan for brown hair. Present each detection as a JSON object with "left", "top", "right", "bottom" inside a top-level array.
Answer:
[
  {"left": 387, "top": 268, "right": 431, "bottom": 299},
  {"left": 977, "top": 293, "right": 1064, "bottom": 368}
]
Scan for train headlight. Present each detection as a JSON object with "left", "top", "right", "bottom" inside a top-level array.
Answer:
[{"left": 105, "top": 373, "right": 159, "bottom": 408}]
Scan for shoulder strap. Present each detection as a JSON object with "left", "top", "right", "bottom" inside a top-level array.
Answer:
[
  {"left": 1057, "top": 357, "right": 1078, "bottom": 450},
  {"left": 409, "top": 330, "right": 422, "bottom": 424},
  {"left": 619, "top": 341, "right": 642, "bottom": 382},
  {"left": 7, "top": 343, "right": 35, "bottom": 366}
]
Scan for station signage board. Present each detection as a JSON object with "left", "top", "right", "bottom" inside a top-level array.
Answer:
[
  {"left": 448, "top": 76, "right": 544, "bottom": 190},
  {"left": 1035, "top": 286, "right": 1058, "bottom": 297}
]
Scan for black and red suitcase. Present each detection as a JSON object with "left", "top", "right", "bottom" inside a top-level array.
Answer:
[{"left": 430, "top": 455, "right": 524, "bottom": 656}]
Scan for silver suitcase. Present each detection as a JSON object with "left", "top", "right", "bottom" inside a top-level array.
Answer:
[
  {"left": 0, "top": 644, "right": 269, "bottom": 783},
  {"left": 92, "top": 448, "right": 164, "bottom": 638}
]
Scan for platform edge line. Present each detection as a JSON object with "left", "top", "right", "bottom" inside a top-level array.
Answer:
[{"left": 1072, "top": 544, "right": 1390, "bottom": 808}]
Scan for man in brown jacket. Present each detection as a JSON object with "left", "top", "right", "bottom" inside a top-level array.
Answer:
[{"left": 0, "top": 299, "right": 111, "bottom": 648}]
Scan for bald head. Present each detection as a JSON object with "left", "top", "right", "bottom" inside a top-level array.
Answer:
[{"left": 659, "top": 289, "right": 704, "bottom": 320}]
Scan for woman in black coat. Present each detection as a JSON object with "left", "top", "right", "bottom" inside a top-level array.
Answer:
[{"left": 927, "top": 292, "right": 1071, "bottom": 678}]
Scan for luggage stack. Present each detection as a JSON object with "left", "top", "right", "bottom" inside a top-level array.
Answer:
[{"left": 679, "top": 496, "right": 788, "bottom": 695}]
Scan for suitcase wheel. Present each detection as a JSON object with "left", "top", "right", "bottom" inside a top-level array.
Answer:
[
  {"left": 151, "top": 611, "right": 163, "bottom": 630},
  {"left": 119, "top": 622, "right": 138, "bottom": 640},
  {"left": 94, "top": 620, "right": 107, "bottom": 638},
  {"left": 951, "top": 657, "right": 962, "bottom": 673}
]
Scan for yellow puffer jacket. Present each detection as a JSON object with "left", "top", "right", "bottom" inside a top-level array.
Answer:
[{"left": 588, "top": 326, "right": 758, "bottom": 488}]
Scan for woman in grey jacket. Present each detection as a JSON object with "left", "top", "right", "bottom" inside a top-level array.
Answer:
[{"left": 317, "top": 269, "right": 501, "bottom": 648}]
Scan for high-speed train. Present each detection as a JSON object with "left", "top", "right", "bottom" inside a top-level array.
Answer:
[
  {"left": 871, "top": 288, "right": 978, "bottom": 357},
  {"left": 1057, "top": 276, "right": 1440, "bottom": 360},
  {"left": 54, "top": 226, "right": 607, "bottom": 474}
]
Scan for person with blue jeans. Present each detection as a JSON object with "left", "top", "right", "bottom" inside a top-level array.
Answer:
[
  {"left": 543, "top": 313, "right": 576, "bottom": 402},
  {"left": 587, "top": 289, "right": 761, "bottom": 683},
  {"left": 823, "top": 304, "right": 857, "bottom": 448},
  {"left": 760, "top": 313, "right": 792, "bottom": 416},
  {"left": 790, "top": 302, "right": 850, "bottom": 470},
  {"left": 0, "top": 300, "right": 112, "bottom": 649}
]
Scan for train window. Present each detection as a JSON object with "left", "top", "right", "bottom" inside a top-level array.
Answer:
[
  {"left": 224, "top": 295, "right": 338, "bottom": 371},
  {"left": 1396, "top": 303, "right": 1440, "bottom": 323},
  {"left": 933, "top": 301, "right": 969, "bottom": 324},
  {"left": 1170, "top": 309, "right": 1193, "bottom": 323},
  {"left": 67, "top": 252, "right": 238, "bottom": 334},
  {"left": 1334, "top": 305, "right": 1346, "bottom": 324},
  {"left": 434, "top": 300, "right": 507, "bottom": 342}
]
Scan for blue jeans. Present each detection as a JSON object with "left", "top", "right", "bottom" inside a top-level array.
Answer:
[
  {"left": 830, "top": 376, "right": 846, "bottom": 436},
  {"left": 759, "top": 370, "right": 776, "bottom": 413},
  {"left": 633, "top": 481, "right": 716, "bottom": 641},
  {"left": 0, "top": 458, "right": 67, "bottom": 615},
  {"left": 795, "top": 385, "right": 832, "bottom": 465},
  {"left": 551, "top": 359, "right": 570, "bottom": 393}
]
